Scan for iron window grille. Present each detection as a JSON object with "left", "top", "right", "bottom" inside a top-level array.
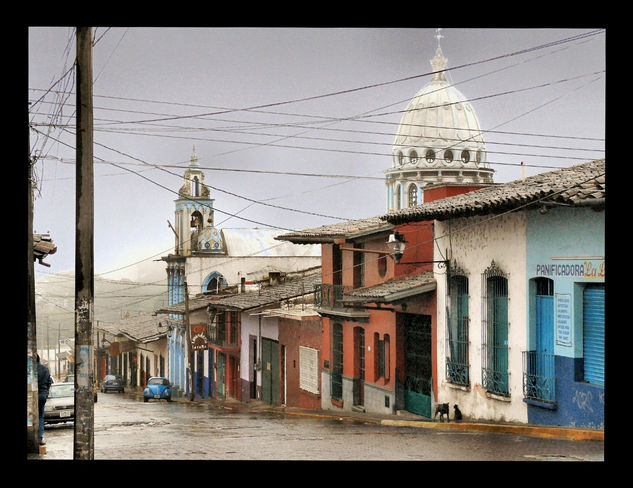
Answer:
[
  {"left": 522, "top": 351, "right": 556, "bottom": 403},
  {"left": 522, "top": 278, "right": 556, "bottom": 403},
  {"left": 446, "top": 264, "right": 470, "bottom": 386},
  {"left": 481, "top": 261, "right": 510, "bottom": 396}
]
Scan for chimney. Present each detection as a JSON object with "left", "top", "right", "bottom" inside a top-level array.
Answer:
[
  {"left": 241, "top": 277, "right": 246, "bottom": 294},
  {"left": 269, "top": 271, "right": 281, "bottom": 286}
]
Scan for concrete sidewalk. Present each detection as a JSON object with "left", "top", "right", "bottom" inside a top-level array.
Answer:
[{"left": 129, "top": 389, "right": 603, "bottom": 442}]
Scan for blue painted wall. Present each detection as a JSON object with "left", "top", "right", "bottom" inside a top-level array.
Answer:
[{"left": 525, "top": 206, "right": 604, "bottom": 428}]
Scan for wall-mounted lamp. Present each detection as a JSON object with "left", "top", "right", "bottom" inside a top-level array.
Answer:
[
  {"left": 339, "top": 231, "right": 407, "bottom": 264},
  {"left": 386, "top": 231, "right": 407, "bottom": 264},
  {"left": 158, "top": 321, "right": 174, "bottom": 339}
]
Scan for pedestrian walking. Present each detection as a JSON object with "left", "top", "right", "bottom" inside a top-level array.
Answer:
[{"left": 37, "top": 354, "right": 53, "bottom": 445}]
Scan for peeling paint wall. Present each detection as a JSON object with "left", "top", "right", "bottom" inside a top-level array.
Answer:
[{"left": 435, "top": 212, "right": 528, "bottom": 424}]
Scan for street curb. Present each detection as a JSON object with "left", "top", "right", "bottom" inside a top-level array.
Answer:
[
  {"left": 128, "top": 391, "right": 603, "bottom": 442},
  {"left": 380, "top": 419, "right": 604, "bottom": 441}
]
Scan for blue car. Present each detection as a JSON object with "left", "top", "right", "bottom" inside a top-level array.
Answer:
[{"left": 143, "top": 377, "right": 172, "bottom": 402}]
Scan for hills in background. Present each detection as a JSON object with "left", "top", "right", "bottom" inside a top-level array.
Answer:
[{"left": 34, "top": 259, "right": 167, "bottom": 349}]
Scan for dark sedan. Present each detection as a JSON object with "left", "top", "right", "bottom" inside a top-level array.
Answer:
[{"left": 101, "top": 374, "right": 124, "bottom": 393}]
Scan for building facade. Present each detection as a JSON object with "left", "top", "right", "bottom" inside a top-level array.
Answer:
[
  {"left": 384, "top": 159, "right": 605, "bottom": 427},
  {"left": 160, "top": 149, "right": 320, "bottom": 397}
]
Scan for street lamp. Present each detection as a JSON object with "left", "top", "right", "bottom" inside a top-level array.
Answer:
[
  {"left": 386, "top": 231, "right": 407, "bottom": 264},
  {"left": 158, "top": 321, "right": 174, "bottom": 338},
  {"left": 339, "top": 231, "right": 408, "bottom": 264}
]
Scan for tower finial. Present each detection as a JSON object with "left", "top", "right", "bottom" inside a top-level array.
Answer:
[
  {"left": 435, "top": 28, "right": 444, "bottom": 50},
  {"left": 190, "top": 145, "right": 199, "bottom": 168}
]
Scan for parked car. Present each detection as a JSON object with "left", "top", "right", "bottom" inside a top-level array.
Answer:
[
  {"left": 64, "top": 373, "right": 98, "bottom": 402},
  {"left": 101, "top": 374, "right": 124, "bottom": 393},
  {"left": 143, "top": 377, "right": 172, "bottom": 402},
  {"left": 44, "top": 383, "right": 74, "bottom": 424}
]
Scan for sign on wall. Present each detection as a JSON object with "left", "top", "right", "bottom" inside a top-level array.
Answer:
[
  {"left": 535, "top": 260, "right": 605, "bottom": 280},
  {"left": 555, "top": 293, "right": 572, "bottom": 347},
  {"left": 191, "top": 323, "right": 208, "bottom": 351}
]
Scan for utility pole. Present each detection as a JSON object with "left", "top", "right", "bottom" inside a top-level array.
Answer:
[
  {"left": 57, "top": 323, "right": 61, "bottom": 378},
  {"left": 74, "top": 26, "right": 95, "bottom": 460},
  {"left": 184, "top": 281, "right": 194, "bottom": 401},
  {"left": 27, "top": 151, "right": 39, "bottom": 453},
  {"left": 46, "top": 325, "right": 50, "bottom": 377}
]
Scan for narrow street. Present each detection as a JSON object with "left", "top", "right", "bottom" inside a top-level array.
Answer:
[{"left": 31, "top": 391, "right": 604, "bottom": 461}]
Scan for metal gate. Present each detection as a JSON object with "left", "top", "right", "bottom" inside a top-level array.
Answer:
[
  {"left": 331, "top": 323, "right": 343, "bottom": 400},
  {"left": 583, "top": 284, "right": 604, "bottom": 386},
  {"left": 354, "top": 327, "right": 365, "bottom": 407},
  {"left": 404, "top": 314, "right": 432, "bottom": 417}
]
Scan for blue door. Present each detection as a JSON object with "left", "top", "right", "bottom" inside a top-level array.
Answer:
[
  {"left": 534, "top": 294, "right": 555, "bottom": 401},
  {"left": 536, "top": 295, "right": 554, "bottom": 357}
]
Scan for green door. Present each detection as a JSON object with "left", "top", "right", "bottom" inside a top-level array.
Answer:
[
  {"left": 261, "top": 338, "right": 280, "bottom": 405},
  {"left": 217, "top": 353, "right": 225, "bottom": 397},
  {"left": 404, "top": 314, "right": 432, "bottom": 417}
]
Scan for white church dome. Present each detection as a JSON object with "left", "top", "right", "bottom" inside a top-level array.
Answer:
[
  {"left": 392, "top": 47, "right": 488, "bottom": 170},
  {"left": 385, "top": 42, "right": 494, "bottom": 212}
]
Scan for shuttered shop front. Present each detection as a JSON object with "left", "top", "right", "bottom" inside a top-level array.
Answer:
[{"left": 583, "top": 284, "right": 604, "bottom": 386}]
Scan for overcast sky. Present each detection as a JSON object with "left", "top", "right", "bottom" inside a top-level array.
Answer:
[{"left": 28, "top": 27, "right": 605, "bottom": 282}]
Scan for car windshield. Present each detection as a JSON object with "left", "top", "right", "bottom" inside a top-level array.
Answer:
[
  {"left": 148, "top": 378, "right": 169, "bottom": 386},
  {"left": 104, "top": 375, "right": 119, "bottom": 381},
  {"left": 49, "top": 384, "right": 74, "bottom": 398}
]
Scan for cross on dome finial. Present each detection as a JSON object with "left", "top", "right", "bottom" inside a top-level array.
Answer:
[
  {"left": 435, "top": 28, "right": 444, "bottom": 50},
  {"left": 430, "top": 30, "right": 448, "bottom": 82}
]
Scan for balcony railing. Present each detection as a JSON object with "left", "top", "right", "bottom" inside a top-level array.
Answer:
[
  {"left": 522, "top": 351, "right": 556, "bottom": 403},
  {"left": 207, "top": 325, "right": 238, "bottom": 349},
  {"left": 314, "top": 284, "right": 353, "bottom": 309}
]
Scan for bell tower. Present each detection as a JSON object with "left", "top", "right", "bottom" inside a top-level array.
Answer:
[{"left": 173, "top": 147, "right": 226, "bottom": 256}]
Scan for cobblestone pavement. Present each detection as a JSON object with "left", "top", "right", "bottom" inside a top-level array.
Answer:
[{"left": 28, "top": 391, "right": 605, "bottom": 461}]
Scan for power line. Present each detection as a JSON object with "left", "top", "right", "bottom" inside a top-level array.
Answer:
[{"left": 93, "top": 29, "right": 603, "bottom": 126}]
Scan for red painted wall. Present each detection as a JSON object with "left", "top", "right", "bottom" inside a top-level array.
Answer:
[
  {"left": 278, "top": 316, "right": 322, "bottom": 409},
  {"left": 424, "top": 184, "right": 487, "bottom": 203}
]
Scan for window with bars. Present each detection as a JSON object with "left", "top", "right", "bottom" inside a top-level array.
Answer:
[
  {"left": 481, "top": 261, "right": 509, "bottom": 396},
  {"left": 446, "top": 271, "right": 469, "bottom": 386}
]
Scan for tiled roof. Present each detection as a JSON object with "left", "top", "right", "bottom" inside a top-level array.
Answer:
[
  {"left": 275, "top": 216, "right": 393, "bottom": 243},
  {"left": 343, "top": 271, "right": 436, "bottom": 303},
  {"left": 159, "top": 271, "right": 321, "bottom": 313},
  {"left": 100, "top": 313, "right": 170, "bottom": 342},
  {"left": 383, "top": 159, "right": 605, "bottom": 224},
  {"left": 208, "top": 272, "right": 321, "bottom": 311}
]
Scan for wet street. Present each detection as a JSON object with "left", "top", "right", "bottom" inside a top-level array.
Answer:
[{"left": 33, "top": 392, "right": 604, "bottom": 461}]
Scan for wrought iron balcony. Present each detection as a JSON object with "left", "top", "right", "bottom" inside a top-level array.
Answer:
[
  {"left": 207, "top": 324, "right": 238, "bottom": 350},
  {"left": 314, "top": 283, "right": 353, "bottom": 309},
  {"left": 522, "top": 351, "right": 556, "bottom": 404}
]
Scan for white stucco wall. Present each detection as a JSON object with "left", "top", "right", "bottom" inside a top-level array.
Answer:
[
  {"left": 434, "top": 212, "right": 528, "bottom": 424},
  {"left": 185, "top": 256, "right": 321, "bottom": 294},
  {"left": 239, "top": 313, "right": 280, "bottom": 391}
]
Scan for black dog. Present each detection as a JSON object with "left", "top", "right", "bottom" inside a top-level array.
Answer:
[
  {"left": 434, "top": 402, "right": 449, "bottom": 422},
  {"left": 453, "top": 404, "right": 462, "bottom": 421}
]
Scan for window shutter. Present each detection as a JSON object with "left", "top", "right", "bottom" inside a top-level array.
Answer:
[
  {"left": 583, "top": 284, "right": 604, "bottom": 386},
  {"left": 299, "top": 346, "right": 319, "bottom": 394}
]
